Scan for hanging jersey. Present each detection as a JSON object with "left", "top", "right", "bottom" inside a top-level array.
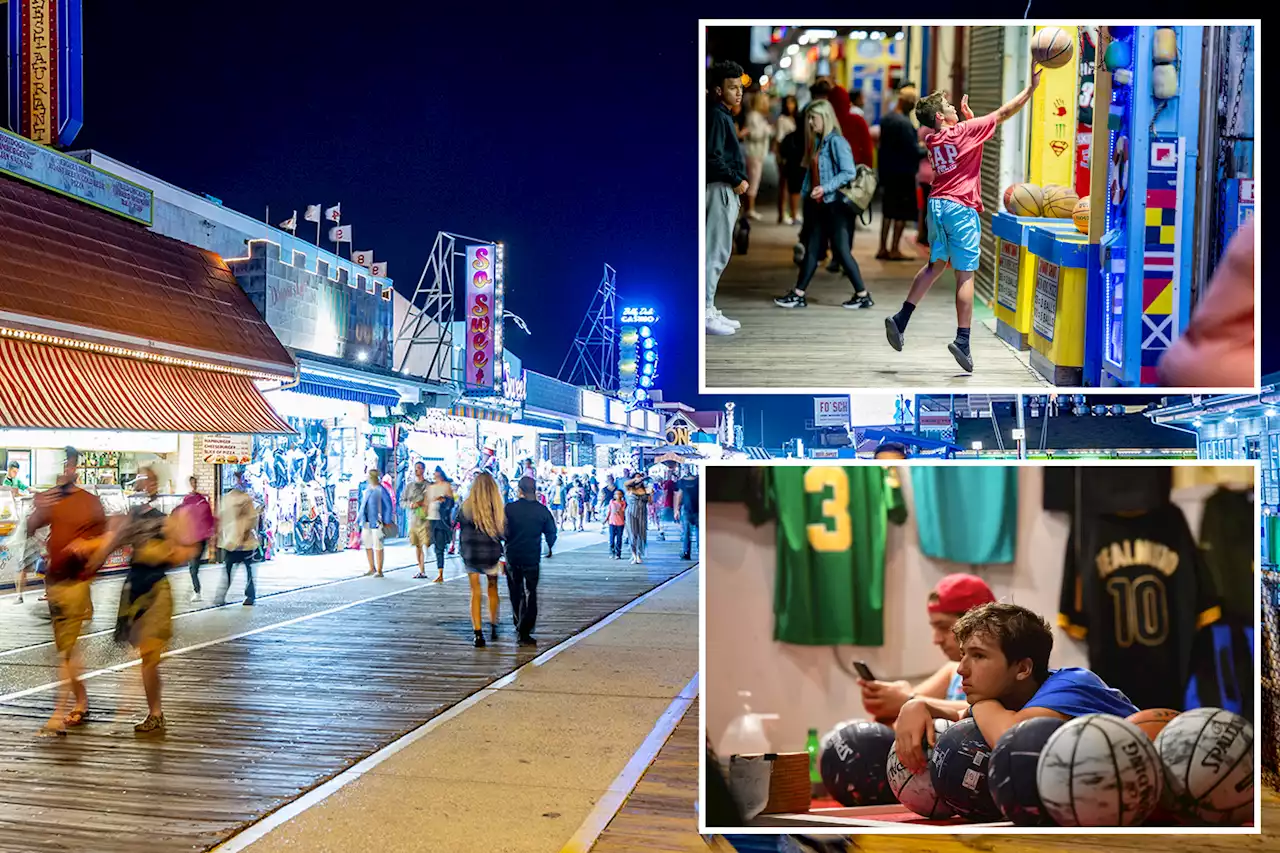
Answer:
[
  {"left": 1042, "top": 467, "right": 1172, "bottom": 515},
  {"left": 1185, "top": 621, "right": 1254, "bottom": 722},
  {"left": 764, "top": 466, "right": 907, "bottom": 646},
  {"left": 1197, "top": 486, "right": 1255, "bottom": 624},
  {"left": 1058, "top": 503, "right": 1221, "bottom": 711},
  {"left": 911, "top": 467, "right": 1017, "bottom": 564}
]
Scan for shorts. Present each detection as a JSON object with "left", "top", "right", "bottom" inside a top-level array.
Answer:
[
  {"left": 124, "top": 576, "right": 173, "bottom": 653},
  {"left": 47, "top": 579, "right": 93, "bottom": 655},
  {"left": 927, "top": 197, "right": 982, "bottom": 271},
  {"left": 466, "top": 563, "right": 501, "bottom": 577},
  {"left": 361, "top": 526, "right": 385, "bottom": 551},
  {"left": 409, "top": 522, "right": 431, "bottom": 547},
  {"left": 880, "top": 172, "right": 919, "bottom": 222}
]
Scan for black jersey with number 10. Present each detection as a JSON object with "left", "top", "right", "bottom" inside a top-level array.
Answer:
[{"left": 1057, "top": 503, "right": 1221, "bottom": 711}]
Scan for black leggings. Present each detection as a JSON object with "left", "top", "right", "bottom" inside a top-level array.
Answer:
[{"left": 796, "top": 199, "right": 866, "bottom": 294}]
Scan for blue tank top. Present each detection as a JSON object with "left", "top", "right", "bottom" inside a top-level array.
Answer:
[{"left": 945, "top": 669, "right": 966, "bottom": 701}]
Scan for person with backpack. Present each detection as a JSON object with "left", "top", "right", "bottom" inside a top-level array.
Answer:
[
  {"left": 773, "top": 99, "right": 874, "bottom": 311},
  {"left": 427, "top": 466, "right": 456, "bottom": 584}
]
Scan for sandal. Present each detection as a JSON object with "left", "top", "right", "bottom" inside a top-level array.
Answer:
[
  {"left": 875, "top": 250, "right": 891, "bottom": 260},
  {"left": 433, "top": 576, "right": 444, "bottom": 584},
  {"left": 413, "top": 573, "right": 427, "bottom": 579},
  {"left": 63, "top": 708, "right": 89, "bottom": 727},
  {"left": 134, "top": 713, "right": 166, "bottom": 733},
  {"left": 36, "top": 724, "right": 67, "bottom": 738}
]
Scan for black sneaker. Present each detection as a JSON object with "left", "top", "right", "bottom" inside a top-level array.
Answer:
[
  {"left": 885, "top": 316, "right": 906, "bottom": 351},
  {"left": 474, "top": 630, "right": 486, "bottom": 648},
  {"left": 490, "top": 623, "right": 498, "bottom": 641},
  {"left": 843, "top": 293, "right": 875, "bottom": 310},
  {"left": 948, "top": 342, "right": 974, "bottom": 373},
  {"left": 518, "top": 635, "right": 537, "bottom": 647},
  {"left": 774, "top": 291, "right": 806, "bottom": 308}
]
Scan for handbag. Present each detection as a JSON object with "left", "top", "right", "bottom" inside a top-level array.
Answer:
[
  {"left": 381, "top": 521, "right": 399, "bottom": 538},
  {"left": 838, "top": 162, "right": 879, "bottom": 225}
]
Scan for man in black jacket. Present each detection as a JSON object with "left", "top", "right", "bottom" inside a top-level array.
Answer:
[
  {"left": 503, "top": 476, "right": 558, "bottom": 646},
  {"left": 706, "top": 59, "right": 750, "bottom": 337}
]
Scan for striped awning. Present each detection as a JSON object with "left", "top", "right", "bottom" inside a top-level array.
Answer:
[
  {"left": 450, "top": 404, "right": 512, "bottom": 424},
  {"left": 297, "top": 373, "right": 401, "bottom": 408},
  {"left": 0, "top": 337, "right": 293, "bottom": 434}
]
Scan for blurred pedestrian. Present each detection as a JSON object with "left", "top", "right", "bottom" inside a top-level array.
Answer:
[
  {"left": 775, "top": 94, "right": 802, "bottom": 225},
  {"left": 916, "top": 121, "right": 935, "bottom": 247},
  {"left": 404, "top": 461, "right": 431, "bottom": 578},
  {"left": 607, "top": 489, "right": 627, "bottom": 559},
  {"left": 428, "top": 467, "right": 455, "bottom": 583},
  {"left": 675, "top": 466, "right": 700, "bottom": 561},
  {"left": 359, "top": 468, "right": 392, "bottom": 577},
  {"left": 706, "top": 59, "right": 749, "bottom": 337},
  {"left": 27, "top": 447, "right": 106, "bottom": 736},
  {"left": 459, "top": 471, "right": 505, "bottom": 647},
  {"left": 625, "top": 473, "right": 653, "bottom": 564},
  {"left": 504, "top": 476, "right": 557, "bottom": 646},
  {"left": 877, "top": 86, "right": 924, "bottom": 260},
  {"left": 180, "top": 475, "right": 215, "bottom": 601},
  {"left": 741, "top": 92, "right": 773, "bottom": 221},
  {"left": 216, "top": 469, "right": 259, "bottom": 606},
  {"left": 94, "top": 465, "right": 199, "bottom": 733}
]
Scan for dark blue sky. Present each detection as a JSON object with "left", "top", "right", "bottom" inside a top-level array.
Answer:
[{"left": 9, "top": 2, "right": 1266, "bottom": 421}]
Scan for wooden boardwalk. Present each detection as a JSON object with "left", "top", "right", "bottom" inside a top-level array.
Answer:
[
  {"left": 590, "top": 698, "right": 1280, "bottom": 852},
  {"left": 705, "top": 212, "right": 1047, "bottom": 390},
  {"left": 0, "top": 540, "right": 695, "bottom": 853}
]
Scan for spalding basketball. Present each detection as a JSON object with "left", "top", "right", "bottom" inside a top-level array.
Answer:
[
  {"left": 887, "top": 719, "right": 956, "bottom": 819},
  {"left": 820, "top": 720, "right": 897, "bottom": 807},
  {"left": 1072, "top": 197, "right": 1090, "bottom": 234},
  {"left": 930, "top": 717, "right": 1002, "bottom": 821},
  {"left": 1032, "top": 27, "right": 1075, "bottom": 69},
  {"left": 1006, "top": 183, "right": 1044, "bottom": 217},
  {"left": 1042, "top": 185, "right": 1080, "bottom": 218},
  {"left": 1037, "top": 714, "right": 1163, "bottom": 826},
  {"left": 1127, "top": 708, "right": 1180, "bottom": 740},
  {"left": 1154, "top": 707, "right": 1254, "bottom": 825},
  {"left": 989, "top": 717, "right": 1065, "bottom": 825}
]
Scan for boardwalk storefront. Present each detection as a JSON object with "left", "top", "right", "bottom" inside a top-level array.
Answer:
[{"left": 0, "top": 163, "right": 295, "bottom": 586}]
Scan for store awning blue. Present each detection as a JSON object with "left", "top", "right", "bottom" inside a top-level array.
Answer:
[
  {"left": 861, "top": 428, "right": 958, "bottom": 452},
  {"left": 296, "top": 372, "right": 401, "bottom": 408},
  {"left": 517, "top": 412, "right": 569, "bottom": 432}
]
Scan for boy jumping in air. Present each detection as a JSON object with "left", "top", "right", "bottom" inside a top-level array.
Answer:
[{"left": 884, "top": 65, "right": 1042, "bottom": 372}]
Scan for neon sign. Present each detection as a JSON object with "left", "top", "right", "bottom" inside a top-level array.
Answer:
[
  {"left": 465, "top": 244, "right": 498, "bottom": 391},
  {"left": 620, "top": 306, "right": 659, "bottom": 324}
]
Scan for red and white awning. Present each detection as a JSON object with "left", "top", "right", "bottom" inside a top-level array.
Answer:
[{"left": 0, "top": 337, "right": 292, "bottom": 434}]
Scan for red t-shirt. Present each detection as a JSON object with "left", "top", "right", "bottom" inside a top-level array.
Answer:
[
  {"left": 924, "top": 114, "right": 998, "bottom": 213},
  {"left": 28, "top": 487, "right": 107, "bottom": 583}
]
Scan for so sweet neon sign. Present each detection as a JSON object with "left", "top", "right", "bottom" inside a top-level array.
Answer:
[{"left": 465, "top": 243, "right": 503, "bottom": 391}]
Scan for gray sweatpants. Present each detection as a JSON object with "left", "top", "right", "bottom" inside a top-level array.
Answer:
[{"left": 705, "top": 182, "right": 740, "bottom": 313}]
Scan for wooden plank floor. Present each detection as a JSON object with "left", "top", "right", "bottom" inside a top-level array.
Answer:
[
  {"left": 0, "top": 541, "right": 695, "bottom": 853},
  {"left": 591, "top": 697, "right": 1280, "bottom": 852},
  {"left": 705, "top": 211, "right": 1047, "bottom": 390}
]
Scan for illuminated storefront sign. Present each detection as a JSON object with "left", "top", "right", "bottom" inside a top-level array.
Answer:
[
  {"left": 464, "top": 243, "right": 501, "bottom": 393},
  {"left": 8, "top": 0, "right": 84, "bottom": 148},
  {"left": 0, "top": 126, "right": 152, "bottom": 224},
  {"left": 620, "top": 306, "right": 659, "bottom": 324}
]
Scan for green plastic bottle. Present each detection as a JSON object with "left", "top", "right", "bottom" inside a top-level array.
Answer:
[{"left": 806, "top": 727, "right": 823, "bottom": 798}]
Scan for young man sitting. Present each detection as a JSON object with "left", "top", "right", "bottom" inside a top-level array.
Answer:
[{"left": 893, "top": 602, "right": 1138, "bottom": 774}]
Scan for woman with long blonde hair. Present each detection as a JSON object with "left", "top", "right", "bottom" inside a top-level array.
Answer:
[
  {"left": 459, "top": 471, "right": 505, "bottom": 647},
  {"left": 772, "top": 98, "right": 873, "bottom": 311},
  {"left": 741, "top": 92, "right": 773, "bottom": 221}
]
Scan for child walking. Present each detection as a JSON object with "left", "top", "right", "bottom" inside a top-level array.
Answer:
[{"left": 607, "top": 490, "right": 626, "bottom": 560}]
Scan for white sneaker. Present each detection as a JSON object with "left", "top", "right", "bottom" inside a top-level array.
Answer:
[
  {"left": 782, "top": 215, "right": 795, "bottom": 226},
  {"left": 706, "top": 316, "right": 736, "bottom": 336},
  {"left": 190, "top": 592, "right": 202, "bottom": 603},
  {"left": 748, "top": 210, "right": 763, "bottom": 221},
  {"left": 710, "top": 307, "right": 742, "bottom": 330}
]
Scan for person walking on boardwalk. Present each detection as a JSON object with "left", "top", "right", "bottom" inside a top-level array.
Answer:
[
  {"left": 91, "top": 465, "right": 199, "bottom": 733},
  {"left": 674, "top": 466, "right": 701, "bottom": 561},
  {"left": 625, "top": 473, "right": 653, "bottom": 564},
  {"left": 27, "top": 447, "right": 106, "bottom": 736},
  {"left": 180, "top": 476, "right": 216, "bottom": 601},
  {"left": 459, "top": 471, "right": 506, "bottom": 648},
  {"left": 427, "top": 466, "right": 456, "bottom": 583},
  {"left": 404, "top": 461, "right": 432, "bottom": 579},
  {"left": 217, "top": 470, "right": 259, "bottom": 606},
  {"left": 607, "top": 489, "right": 627, "bottom": 559},
  {"left": 359, "top": 468, "right": 393, "bottom": 577},
  {"left": 504, "top": 476, "right": 558, "bottom": 647}
]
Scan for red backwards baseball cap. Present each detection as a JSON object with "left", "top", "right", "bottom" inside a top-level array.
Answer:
[{"left": 928, "top": 574, "right": 996, "bottom": 615}]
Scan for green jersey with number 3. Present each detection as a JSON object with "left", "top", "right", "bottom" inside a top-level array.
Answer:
[{"left": 766, "top": 466, "right": 907, "bottom": 646}]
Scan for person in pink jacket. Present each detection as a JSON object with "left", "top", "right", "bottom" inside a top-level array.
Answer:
[
  {"left": 1158, "top": 218, "right": 1255, "bottom": 387},
  {"left": 180, "top": 476, "right": 217, "bottom": 601}
]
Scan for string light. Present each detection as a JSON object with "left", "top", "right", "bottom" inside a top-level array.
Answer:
[{"left": 0, "top": 326, "right": 294, "bottom": 381}]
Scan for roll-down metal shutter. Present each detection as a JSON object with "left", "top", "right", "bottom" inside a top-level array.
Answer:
[{"left": 967, "top": 26, "right": 1005, "bottom": 306}]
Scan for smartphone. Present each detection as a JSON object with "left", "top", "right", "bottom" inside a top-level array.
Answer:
[{"left": 853, "top": 660, "right": 877, "bottom": 681}]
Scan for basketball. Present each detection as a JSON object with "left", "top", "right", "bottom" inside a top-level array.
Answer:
[
  {"left": 1154, "top": 707, "right": 1254, "bottom": 825},
  {"left": 819, "top": 720, "right": 896, "bottom": 807},
  {"left": 989, "top": 717, "right": 1065, "bottom": 825},
  {"left": 886, "top": 719, "right": 956, "bottom": 819},
  {"left": 1072, "top": 197, "right": 1090, "bottom": 234},
  {"left": 1127, "top": 708, "right": 1180, "bottom": 740},
  {"left": 929, "top": 717, "right": 1002, "bottom": 821},
  {"left": 1006, "top": 183, "right": 1044, "bottom": 217},
  {"left": 1037, "top": 714, "right": 1163, "bottom": 826},
  {"left": 1042, "top": 185, "right": 1080, "bottom": 218},
  {"left": 1032, "top": 27, "right": 1075, "bottom": 69}
]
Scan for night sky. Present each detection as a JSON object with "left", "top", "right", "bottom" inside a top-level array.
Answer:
[{"left": 3, "top": 3, "right": 1266, "bottom": 431}]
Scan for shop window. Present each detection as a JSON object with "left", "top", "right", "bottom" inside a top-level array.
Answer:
[
  {"left": 318, "top": 260, "right": 331, "bottom": 279},
  {"left": 293, "top": 250, "right": 307, "bottom": 268},
  {"left": 380, "top": 283, "right": 392, "bottom": 301},
  {"left": 357, "top": 274, "right": 368, "bottom": 292},
  {"left": 338, "top": 268, "right": 350, "bottom": 287}
]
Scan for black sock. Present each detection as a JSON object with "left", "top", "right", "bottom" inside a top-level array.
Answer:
[
  {"left": 894, "top": 302, "right": 916, "bottom": 330},
  {"left": 955, "top": 327, "right": 971, "bottom": 352}
]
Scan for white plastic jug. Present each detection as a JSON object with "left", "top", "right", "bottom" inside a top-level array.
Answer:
[{"left": 718, "top": 691, "right": 779, "bottom": 760}]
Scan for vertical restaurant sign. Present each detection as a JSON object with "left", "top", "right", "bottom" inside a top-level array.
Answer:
[
  {"left": 24, "top": 0, "right": 57, "bottom": 144},
  {"left": 10, "top": 0, "right": 83, "bottom": 147},
  {"left": 465, "top": 243, "right": 498, "bottom": 392}
]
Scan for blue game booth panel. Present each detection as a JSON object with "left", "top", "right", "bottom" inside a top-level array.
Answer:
[{"left": 1027, "top": 227, "right": 1097, "bottom": 388}]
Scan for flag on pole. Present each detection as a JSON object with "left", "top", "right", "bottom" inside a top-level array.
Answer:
[
  {"left": 279, "top": 210, "right": 298, "bottom": 232},
  {"left": 370, "top": 261, "right": 388, "bottom": 277},
  {"left": 329, "top": 225, "right": 352, "bottom": 243},
  {"left": 325, "top": 204, "right": 342, "bottom": 223},
  {"left": 304, "top": 204, "right": 322, "bottom": 223},
  {"left": 353, "top": 250, "right": 373, "bottom": 268}
]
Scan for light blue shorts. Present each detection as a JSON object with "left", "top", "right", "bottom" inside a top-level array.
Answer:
[{"left": 927, "top": 197, "right": 982, "bottom": 272}]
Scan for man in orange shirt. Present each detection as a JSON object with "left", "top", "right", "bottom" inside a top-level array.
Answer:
[{"left": 27, "top": 447, "right": 107, "bottom": 736}]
